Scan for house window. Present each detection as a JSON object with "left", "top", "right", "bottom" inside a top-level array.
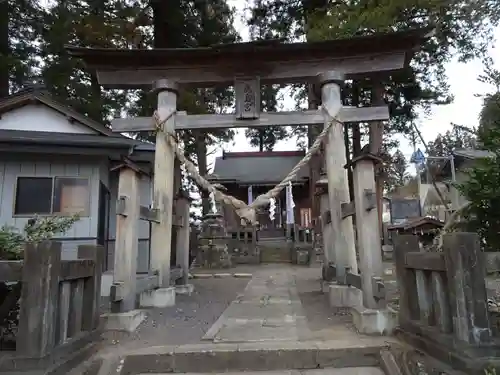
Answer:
[{"left": 14, "top": 177, "right": 90, "bottom": 216}]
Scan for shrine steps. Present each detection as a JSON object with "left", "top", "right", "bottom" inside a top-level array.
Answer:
[
  {"left": 258, "top": 237, "right": 292, "bottom": 263},
  {"left": 133, "top": 369, "right": 385, "bottom": 375},
  {"left": 80, "top": 340, "right": 394, "bottom": 374}
]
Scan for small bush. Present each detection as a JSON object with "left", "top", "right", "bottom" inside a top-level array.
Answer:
[{"left": 0, "top": 214, "right": 80, "bottom": 260}]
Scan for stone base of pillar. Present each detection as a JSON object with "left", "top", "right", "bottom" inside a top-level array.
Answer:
[
  {"left": 175, "top": 284, "right": 194, "bottom": 295},
  {"left": 322, "top": 263, "right": 336, "bottom": 282},
  {"left": 328, "top": 284, "right": 362, "bottom": 308},
  {"left": 101, "top": 310, "right": 146, "bottom": 332},
  {"left": 321, "top": 281, "right": 332, "bottom": 294},
  {"left": 351, "top": 305, "right": 398, "bottom": 335},
  {"left": 140, "top": 287, "right": 176, "bottom": 308}
]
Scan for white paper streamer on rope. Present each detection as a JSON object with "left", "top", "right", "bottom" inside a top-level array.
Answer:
[
  {"left": 286, "top": 181, "right": 295, "bottom": 224},
  {"left": 269, "top": 198, "right": 276, "bottom": 221},
  {"left": 210, "top": 191, "right": 217, "bottom": 213},
  {"left": 247, "top": 185, "right": 253, "bottom": 205}
]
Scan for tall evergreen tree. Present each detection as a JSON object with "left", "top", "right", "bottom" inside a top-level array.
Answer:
[
  {"left": 385, "top": 150, "right": 410, "bottom": 193},
  {"left": 0, "top": 0, "right": 42, "bottom": 97},
  {"left": 39, "top": 0, "right": 136, "bottom": 122},
  {"left": 245, "top": 85, "right": 289, "bottom": 151},
  {"left": 248, "top": 0, "right": 500, "bottom": 140},
  {"left": 128, "top": 1, "right": 239, "bottom": 216}
]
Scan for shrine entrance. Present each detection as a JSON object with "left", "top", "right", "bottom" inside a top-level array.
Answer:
[
  {"left": 60, "top": 28, "right": 480, "bottom": 375},
  {"left": 68, "top": 27, "right": 431, "bottom": 328}
]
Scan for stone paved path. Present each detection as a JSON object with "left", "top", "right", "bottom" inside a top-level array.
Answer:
[
  {"left": 74, "top": 264, "right": 398, "bottom": 374},
  {"left": 202, "top": 265, "right": 359, "bottom": 343}
]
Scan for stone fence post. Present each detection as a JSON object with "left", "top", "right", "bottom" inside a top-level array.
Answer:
[
  {"left": 17, "top": 241, "right": 61, "bottom": 358},
  {"left": 443, "top": 232, "right": 492, "bottom": 344}
]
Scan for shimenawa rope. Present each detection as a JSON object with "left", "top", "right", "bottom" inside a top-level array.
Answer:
[{"left": 153, "top": 109, "right": 343, "bottom": 225}]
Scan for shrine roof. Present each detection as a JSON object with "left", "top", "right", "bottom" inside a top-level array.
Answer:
[
  {"left": 65, "top": 28, "right": 433, "bottom": 88},
  {"left": 387, "top": 216, "right": 444, "bottom": 232},
  {"left": 212, "top": 151, "right": 309, "bottom": 185}
]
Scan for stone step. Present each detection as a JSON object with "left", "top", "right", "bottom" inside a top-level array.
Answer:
[
  {"left": 90, "top": 340, "right": 392, "bottom": 374},
  {"left": 260, "top": 247, "right": 292, "bottom": 263},
  {"left": 137, "top": 368, "right": 385, "bottom": 375}
]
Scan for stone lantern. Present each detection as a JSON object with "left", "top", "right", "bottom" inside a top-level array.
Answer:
[{"left": 197, "top": 181, "right": 232, "bottom": 268}]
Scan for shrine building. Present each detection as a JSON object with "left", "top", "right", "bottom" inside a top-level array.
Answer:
[{"left": 210, "top": 150, "right": 313, "bottom": 236}]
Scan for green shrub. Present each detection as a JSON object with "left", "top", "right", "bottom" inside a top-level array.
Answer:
[{"left": 0, "top": 214, "right": 80, "bottom": 260}]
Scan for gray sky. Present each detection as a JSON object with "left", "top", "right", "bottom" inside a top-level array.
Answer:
[{"left": 222, "top": 0, "right": 500, "bottom": 174}]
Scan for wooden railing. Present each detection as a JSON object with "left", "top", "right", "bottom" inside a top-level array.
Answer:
[
  {"left": 393, "top": 233, "right": 499, "bottom": 372},
  {"left": 0, "top": 241, "right": 103, "bottom": 373},
  {"left": 227, "top": 227, "right": 259, "bottom": 264}
]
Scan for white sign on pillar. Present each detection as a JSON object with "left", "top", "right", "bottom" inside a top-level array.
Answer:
[{"left": 235, "top": 77, "right": 260, "bottom": 120}]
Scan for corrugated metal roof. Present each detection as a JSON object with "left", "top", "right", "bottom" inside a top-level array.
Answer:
[
  {"left": 453, "top": 149, "right": 494, "bottom": 160},
  {"left": 440, "top": 148, "right": 495, "bottom": 176},
  {"left": 0, "top": 129, "right": 154, "bottom": 150},
  {"left": 213, "top": 153, "right": 309, "bottom": 184}
]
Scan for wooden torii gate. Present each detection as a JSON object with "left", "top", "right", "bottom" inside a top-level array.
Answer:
[{"left": 67, "top": 28, "right": 431, "bottom": 333}]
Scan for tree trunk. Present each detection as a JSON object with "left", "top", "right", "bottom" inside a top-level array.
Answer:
[
  {"left": 0, "top": 1, "right": 9, "bottom": 97},
  {"left": 349, "top": 81, "right": 361, "bottom": 201},
  {"left": 303, "top": 0, "right": 327, "bottom": 231},
  {"left": 195, "top": 131, "right": 210, "bottom": 216},
  {"left": 88, "top": 0, "right": 105, "bottom": 122},
  {"left": 351, "top": 82, "right": 362, "bottom": 156},
  {"left": 369, "top": 82, "right": 385, "bottom": 241},
  {"left": 152, "top": 0, "right": 183, "bottom": 48}
]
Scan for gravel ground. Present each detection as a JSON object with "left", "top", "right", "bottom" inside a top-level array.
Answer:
[
  {"left": 102, "top": 277, "right": 250, "bottom": 350},
  {"left": 295, "top": 266, "right": 353, "bottom": 329}
]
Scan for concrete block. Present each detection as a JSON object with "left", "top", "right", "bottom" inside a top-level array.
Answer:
[
  {"left": 384, "top": 268, "right": 393, "bottom": 276},
  {"left": 176, "top": 284, "right": 194, "bottom": 295},
  {"left": 351, "top": 305, "right": 398, "bottom": 335},
  {"left": 382, "top": 245, "right": 393, "bottom": 261},
  {"left": 214, "top": 273, "right": 232, "bottom": 278},
  {"left": 140, "top": 287, "right": 175, "bottom": 308},
  {"left": 296, "top": 250, "right": 309, "bottom": 265},
  {"left": 100, "top": 272, "right": 113, "bottom": 297},
  {"left": 192, "top": 273, "right": 213, "bottom": 279},
  {"left": 233, "top": 273, "right": 253, "bottom": 278},
  {"left": 315, "top": 341, "right": 380, "bottom": 368},
  {"left": 328, "top": 284, "right": 362, "bottom": 309},
  {"left": 101, "top": 309, "right": 146, "bottom": 332}
]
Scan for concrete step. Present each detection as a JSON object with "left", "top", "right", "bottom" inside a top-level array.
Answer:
[
  {"left": 260, "top": 247, "right": 292, "bottom": 263},
  {"left": 89, "top": 339, "right": 393, "bottom": 374},
  {"left": 137, "top": 368, "right": 385, "bottom": 375}
]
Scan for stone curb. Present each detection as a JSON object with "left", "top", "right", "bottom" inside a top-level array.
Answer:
[
  {"left": 189, "top": 273, "right": 253, "bottom": 279},
  {"left": 94, "top": 339, "right": 394, "bottom": 374}
]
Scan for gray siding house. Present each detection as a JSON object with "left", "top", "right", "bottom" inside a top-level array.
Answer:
[
  {"left": 440, "top": 149, "right": 495, "bottom": 211},
  {"left": 0, "top": 87, "right": 155, "bottom": 272}
]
